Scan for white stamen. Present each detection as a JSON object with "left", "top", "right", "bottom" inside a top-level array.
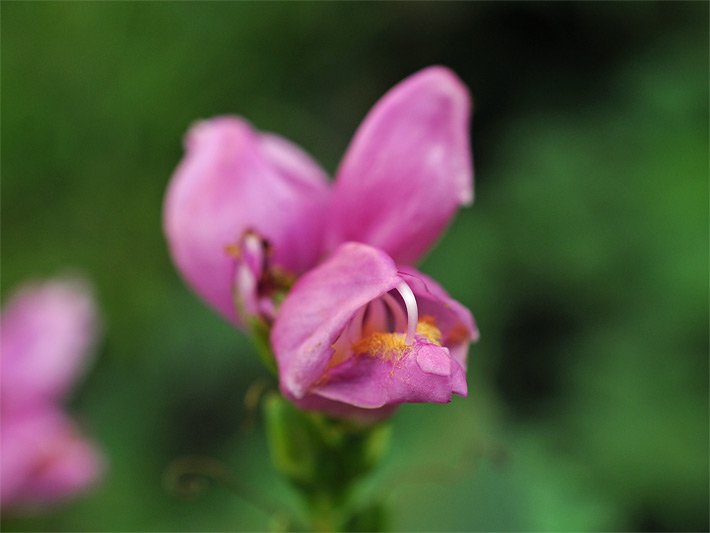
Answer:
[
  {"left": 242, "top": 233, "right": 265, "bottom": 273},
  {"left": 395, "top": 281, "right": 418, "bottom": 345},
  {"left": 234, "top": 263, "right": 258, "bottom": 318}
]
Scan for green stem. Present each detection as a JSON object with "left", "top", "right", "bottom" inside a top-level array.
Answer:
[
  {"left": 306, "top": 492, "right": 345, "bottom": 532},
  {"left": 264, "top": 394, "right": 391, "bottom": 532}
]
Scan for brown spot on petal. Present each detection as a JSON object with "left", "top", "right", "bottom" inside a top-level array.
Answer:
[{"left": 445, "top": 323, "right": 470, "bottom": 346}]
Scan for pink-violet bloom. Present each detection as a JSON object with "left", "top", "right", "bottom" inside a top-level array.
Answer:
[
  {"left": 163, "top": 66, "right": 472, "bottom": 328},
  {"left": 272, "top": 243, "right": 478, "bottom": 422},
  {"left": 1, "top": 279, "right": 105, "bottom": 510},
  {"left": 164, "top": 66, "right": 478, "bottom": 418}
]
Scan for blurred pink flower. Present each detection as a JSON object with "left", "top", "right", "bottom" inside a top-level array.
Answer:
[
  {"left": 272, "top": 243, "right": 478, "bottom": 422},
  {"left": 163, "top": 66, "right": 472, "bottom": 328},
  {"left": 1, "top": 408, "right": 104, "bottom": 509},
  {"left": 1, "top": 279, "right": 105, "bottom": 510}
]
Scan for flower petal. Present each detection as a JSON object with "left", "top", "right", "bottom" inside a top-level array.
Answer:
[
  {"left": 312, "top": 342, "right": 467, "bottom": 409},
  {"left": 295, "top": 394, "right": 398, "bottom": 424},
  {"left": 272, "top": 242, "right": 401, "bottom": 399},
  {"left": 327, "top": 66, "right": 473, "bottom": 264},
  {"left": 0, "top": 279, "right": 99, "bottom": 410},
  {"left": 163, "top": 117, "right": 330, "bottom": 324}
]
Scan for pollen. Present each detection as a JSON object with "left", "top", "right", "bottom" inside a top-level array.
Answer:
[
  {"left": 353, "top": 332, "right": 408, "bottom": 361},
  {"left": 353, "top": 316, "right": 444, "bottom": 360},
  {"left": 416, "top": 315, "right": 442, "bottom": 345}
]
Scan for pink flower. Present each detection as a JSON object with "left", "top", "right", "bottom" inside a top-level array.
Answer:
[
  {"left": 1, "top": 408, "right": 104, "bottom": 509},
  {"left": 164, "top": 66, "right": 477, "bottom": 418},
  {"left": 1, "top": 279, "right": 105, "bottom": 510},
  {"left": 1, "top": 280, "right": 98, "bottom": 411},
  {"left": 163, "top": 66, "right": 472, "bottom": 327},
  {"left": 272, "top": 243, "right": 478, "bottom": 422}
]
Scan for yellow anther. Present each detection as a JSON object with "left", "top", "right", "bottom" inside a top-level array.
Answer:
[
  {"left": 353, "top": 316, "right": 443, "bottom": 360},
  {"left": 416, "top": 315, "right": 442, "bottom": 345},
  {"left": 352, "top": 332, "right": 408, "bottom": 361},
  {"left": 224, "top": 243, "right": 241, "bottom": 259}
]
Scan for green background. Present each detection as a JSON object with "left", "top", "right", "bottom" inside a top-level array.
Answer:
[{"left": 2, "top": 2, "right": 708, "bottom": 531}]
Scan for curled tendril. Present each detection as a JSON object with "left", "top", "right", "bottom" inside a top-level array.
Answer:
[
  {"left": 162, "top": 455, "right": 294, "bottom": 527},
  {"left": 162, "top": 456, "right": 228, "bottom": 499}
]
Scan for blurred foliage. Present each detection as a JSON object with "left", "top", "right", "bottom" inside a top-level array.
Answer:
[{"left": 2, "top": 2, "right": 707, "bottom": 531}]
